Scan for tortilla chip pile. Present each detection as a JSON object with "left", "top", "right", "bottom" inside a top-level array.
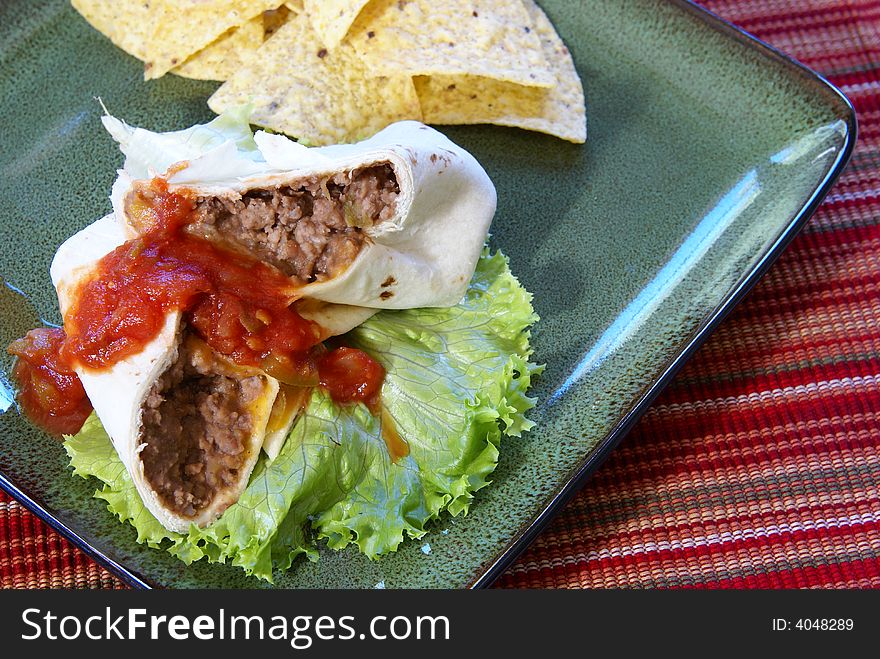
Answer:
[{"left": 72, "top": 0, "right": 586, "bottom": 146}]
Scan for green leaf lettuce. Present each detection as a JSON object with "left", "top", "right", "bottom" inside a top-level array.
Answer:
[{"left": 63, "top": 249, "right": 541, "bottom": 581}]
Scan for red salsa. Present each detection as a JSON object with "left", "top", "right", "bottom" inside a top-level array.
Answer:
[
  {"left": 318, "top": 346, "right": 385, "bottom": 409},
  {"left": 318, "top": 346, "right": 409, "bottom": 461},
  {"left": 8, "top": 178, "right": 386, "bottom": 436},
  {"left": 7, "top": 328, "right": 92, "bottom": 436}
]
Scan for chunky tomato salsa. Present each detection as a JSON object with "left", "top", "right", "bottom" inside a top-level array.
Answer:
[{"left": 8, "top": 178, "right": 385, "bottom": 436}]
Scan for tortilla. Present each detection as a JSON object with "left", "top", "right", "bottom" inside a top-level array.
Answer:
[
  {"left": 172, "top": 17, "right": 265, "bottom": 81},
  {"left": 107, "top": 119, "right": 497, "bottom": 309},
  {"left": 304, "top": 0, "right": 371, "bottom": 48},
  {"left": 347, "top": 0, "right": 554, "bottom": 88},
  {"left": 208, "top": 10, "right": 422, "bottom": 145},
  {"left": 414, "top": 1, "right": 586, "bottom": 143},
  {"left": 71, "top": 0, "right": 284, "bottom": 80}
]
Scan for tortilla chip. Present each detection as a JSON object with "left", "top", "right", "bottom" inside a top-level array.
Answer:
[
  {"left": 208, "top": 10, "right": 422, "bottom": 145},
  {"left": 348, "top": 0, "right": 554, "bottom": 88},
  {"left": 172, "top": 17, "right": 265, "bottom": 81},
  {"left": 414, "top": 1, "right": 585, "bottom": 143},
  {"left": 72, "top": 0, "right": 284, "bottom": 79},
  {"left": 304, "top": 0, "right": 371, "bottom": 48},
  {"left": 264, "top": 4, "right": 297, "bottom": 38},
  {"left": 71, "top": 0, "right": 154, "bottom": 61},
  {"left": 143, "top": 1, "right": 284, "bottom": 80}
]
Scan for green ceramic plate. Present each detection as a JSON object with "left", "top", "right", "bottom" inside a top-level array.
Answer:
[{"left": 0, "top": 0, "right": 855, "bottom": 588}]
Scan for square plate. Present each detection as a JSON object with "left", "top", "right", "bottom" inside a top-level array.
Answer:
[{"left": 0, "top": 0, "right": 855, "bottom": 588}]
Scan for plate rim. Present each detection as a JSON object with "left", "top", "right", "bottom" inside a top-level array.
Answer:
[
  {"left": 0, "top": 0, "right": 858, "bottom": 590},
  {"left": 468, "top": 0, "right": 858, "bottom": 588}
]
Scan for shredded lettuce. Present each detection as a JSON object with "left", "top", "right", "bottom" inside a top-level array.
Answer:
[
  {"left": 64, "top": 250, "right": 541, "bottom": 581},
  {"left": 101, "top": 104, "right": 262, "bottom": 180},
  {"left": 101, "top": 105, "right": 335, "bottom": 185}
]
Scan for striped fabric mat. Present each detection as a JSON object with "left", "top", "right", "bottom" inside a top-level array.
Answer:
[{"left": 2, "top": 0, "right": 879, "bottom": 589}]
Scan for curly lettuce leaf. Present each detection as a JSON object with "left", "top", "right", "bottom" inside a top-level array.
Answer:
[{"left": 63, "top": 250, "right": 541, "bottom": 581}]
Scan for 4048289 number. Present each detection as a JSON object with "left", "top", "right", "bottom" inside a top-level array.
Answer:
[{"left": 795, "top": 619, "right": 854, "bottom": 631}]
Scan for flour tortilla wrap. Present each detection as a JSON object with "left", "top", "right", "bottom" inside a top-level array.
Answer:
[
  {"left": 49, "top": 215, "right": 374, "bottom": 532},
  {"left": 106, "top": 118, "right": 496, "bottom": 309}
]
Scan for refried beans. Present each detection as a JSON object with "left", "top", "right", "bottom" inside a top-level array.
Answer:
[
  {"left": 139, "top": 332, "right": 265, "bottom": 518},
  {"left": 187, "top": 164, "right": 399, "bottom": 282}
]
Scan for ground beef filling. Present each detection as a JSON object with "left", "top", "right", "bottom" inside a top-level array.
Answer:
[
  {"left": 139, "top": 336, "right": 264, "bottom": 518},
  {"left": 190, "top": 164, "right": 399, "bottom": 283}
]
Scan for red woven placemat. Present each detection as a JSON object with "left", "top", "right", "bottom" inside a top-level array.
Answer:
[
  {"left": 2, "top": 0, "right": 879, "bottom": 590},
  {"left": 499, "top": 0, "right": 880, "bottom": 589}
]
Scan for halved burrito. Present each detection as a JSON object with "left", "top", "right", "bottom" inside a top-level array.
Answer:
[
  {"left": 50, "top": 215, "right": 373, "bottom": 533},
  {"left": 105, "top": 116, "right": 497, "bottom": 309},
  {"left": 50, "top": 112, "right": 497, "bottom": 534}
]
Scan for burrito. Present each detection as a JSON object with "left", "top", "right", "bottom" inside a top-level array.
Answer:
[
  {"left": 50, "top": 215, "right": 374, "bottom": 533},
  {"left": 105, "top": 116, "right": 497, "bottom": 309},
  {"left": 46, "top": 113, "right": 498, "bottom": 534}
]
